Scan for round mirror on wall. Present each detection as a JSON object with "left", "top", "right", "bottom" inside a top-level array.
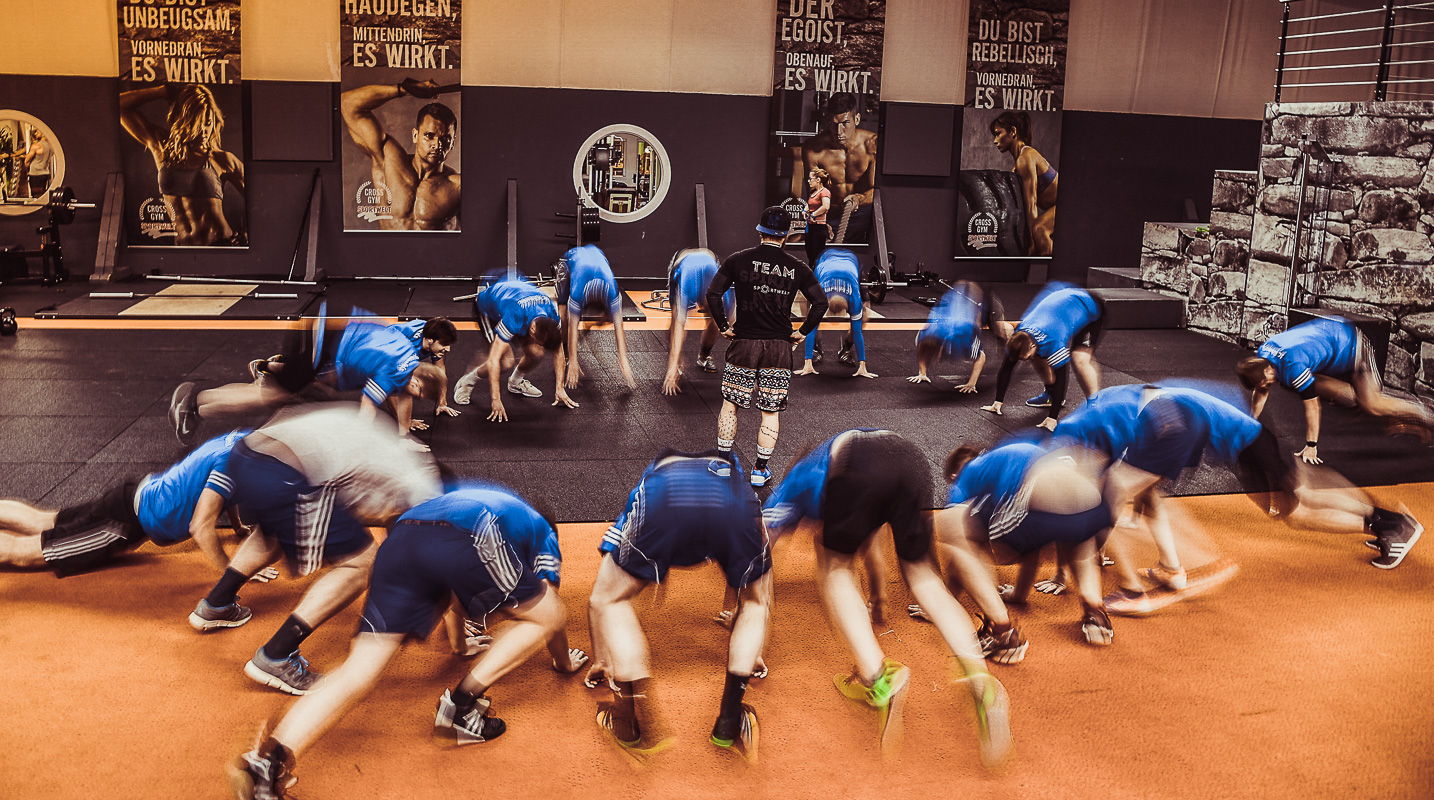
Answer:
[
  {"left": 573, "top": 124, "right": 670, "bottom": 222},
  {"left": 0, "top": 111, "right": 65, "bottom": 216}
]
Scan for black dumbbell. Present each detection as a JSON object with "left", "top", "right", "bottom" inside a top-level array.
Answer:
[{"left": 0, "top": 307, "right": 17, "bottom": 335}]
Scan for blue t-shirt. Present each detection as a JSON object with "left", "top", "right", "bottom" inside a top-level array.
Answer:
[
  {"left": 333, "top": 321, "right": 424, "bottom": 406},
  {"left": 673, "top": 250, "right": 722, "bottom": 309},
  {"left": 476, "top": 280, "right": 559, "bottom": 343},
  {"left": 761, "top": 429, "right": 886, "bottom": 531},
  {"left": 1054, "top": 384, "right": 1144, "bottom": 459},
  {"left": 1017, "top": 285, "right": 1100, "bottom": 368},
  {"left": 399, "top": 484, "right": 562, "bottom": 586},
  {"left": 918, "top": 284, "right": 984, "bottom": 360},
  {"left": 1257, "top": 317, "right": 1358, "bottom": 392},
  {"left": 388, "top": 319, "right": 442, "bottom": 364},
  {"left": 562, "top": 244, "right": 621, "bottom": 317},
  {"left": 137, "top": 429, "right": 249, "bottom": 545},
  {"left": 946, "top": 441, "right": 1044, "bottom": 514},
  {"left": 1142, "top": 387, "right": 1263, "bottom": 465},
  {"left": 814, "top": 249, "right": 863, "bottom": 318}
]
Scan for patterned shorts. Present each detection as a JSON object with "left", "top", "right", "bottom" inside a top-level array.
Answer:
[{"left": 722, "top": 338, "right": 793, "bottom": 412}]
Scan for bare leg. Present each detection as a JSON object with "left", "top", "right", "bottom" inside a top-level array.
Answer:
[
  {"left": 0, "top": 500, "right": 56, "bottom": 536},
  {"left": 860, "top": 540, "right": 889, "bottom": 627},
  {"left": 227, "top": 530, "right": 281, "bottom": 577},
  {"left": 458, "top": 582, "right": 568, "bottom": 692},
  {"left": 588, "top": 556, "right": 652, "bottom": 682},
  {"left": 727, "top": 572, "right": 772, "bottom": 675},
  {"left": 269, "top": 632, "right": 404, "bottom": 757},
  {"left": 196, "top": 382, "right": 283, "bottom": 417},
  {"left": 933, "top": 508, "right": 1011, "bottom": 625},
  {"left": 1069, "top": 348, "right": 1101, "bottom": 397},
  {"left": 816, "top": 544, "right": 884, "bottom": 682},
  {"left": 757, "top": 411, "right": 780, "bottom": 463},
  {"left": 0, "top": 532, "right": 45, "bottom": 567},
  {"left": 718, "top": 400, "right": 738, "bottom": 450},
  {"left": 289, "top": 539, "right": 379, "bottom": 630}
]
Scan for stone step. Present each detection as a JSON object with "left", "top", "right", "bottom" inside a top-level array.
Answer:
[
  {"left": 1090, "top": 287, "right": 1186, "bottom": 330},
  {"left": 1087, "top": 266, "right": 1143, "bottom": 289}
]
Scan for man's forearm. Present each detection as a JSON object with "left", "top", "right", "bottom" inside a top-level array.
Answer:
[{"left": 1303, "top": 397, "right": 1322, "bottom": 444}]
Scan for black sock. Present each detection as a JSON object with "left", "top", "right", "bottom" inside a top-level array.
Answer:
[
  {"left": 205, "top": 568, "right": 248, "bottom": 608},
  {"left": 754, "top": 457, "right": 769, "bottom": 470},
  {"left": 699, "top": 348, "right": 711, "bottom": 358},
  {"left": 1368, "top": 507, "right": 1400, "bottom": 533},
  {"left": 611, "top": 680, "right": 642, "bottom": 742},
  {"left": 257, "top": 737, "right": 292, "bottom": 770},
  {"left": 713, "top": 671, "right": 750, "bottom": 740},
  {"left": 451, "top": 685, "right": 483, "bottom": 712},
  {"left": 262, "top": 614, "right": 314, "bottom": 661}
]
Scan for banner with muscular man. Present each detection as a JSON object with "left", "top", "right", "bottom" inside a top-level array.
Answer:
[
  {"left": 118, "top": 0, "right": 247, "bottom": 248},
  {"left": 956, "top": 0, "right": 1069, "bottom": 259},
  {"left": 768, "top": 0, "right": 885, "bottom": 248},
  {"left": 340, "top": 0, "right": 462, "bottom": 232}
]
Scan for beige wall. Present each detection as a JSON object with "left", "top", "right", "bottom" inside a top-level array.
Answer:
[{"left": 3, "top": 0, "right": 1285, "bottom": 118}]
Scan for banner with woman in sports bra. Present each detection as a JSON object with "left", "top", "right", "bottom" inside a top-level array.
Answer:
[
  {"left": 956, "top": 0, "right": 1068, "bottom": 259},
  {"left": 117, "top": 0, "right": 247, "bottom": 248}
]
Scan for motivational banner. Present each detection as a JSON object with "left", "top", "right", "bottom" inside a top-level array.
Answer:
[
  {"left": 118, "top": 0, "right": 247, "bottom": 248},
  {"left": 340, "top": 0, "right": 463, "bottom": 232},
  {"left": 768, "top": 0, "right": 885, "bottom": 246},
  {"left": 956, "top": 0, "right": 1069, "bottom": 258}
]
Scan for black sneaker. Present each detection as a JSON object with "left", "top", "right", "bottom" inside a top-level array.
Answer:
[
  {"left": 433, "top": 689, "right": 507, "bottom": 745},
  {"left": 837, "top": 341, "right": 855, "bottom": 367},
  {"left": 976, "top": 617, "right": 1029, "bottom": 664},
  {"left": 169, "top": 382, "right": 200, "bottom": 447},
  {"left": 226, "top": 745, "right": 294, "bottom": 800},
  {"left": 812, "top": 339, "right": 824, "bottom": 365},
  {"left": 1372, "top": 511, "right": 1423, "bottom": 569}
]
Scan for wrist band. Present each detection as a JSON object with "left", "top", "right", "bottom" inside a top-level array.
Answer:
[
  {"left": 396, "top": 83, "right": 405, "bottom": 96},
  {"left": 1306, "top": 440, "right": 1317, "bottom": 447}
]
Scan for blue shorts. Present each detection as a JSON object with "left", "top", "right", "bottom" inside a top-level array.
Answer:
[
  {"left": 609, "top": 461, "right": 770, "bottom": 589},
  {"left": 227, "top": 440, "right": 372, "bottom": 576},
  {"left": 359, "top": 520, "right": 545, "bottom": 638},
  {"left": 1123, "top": 396, "right": 1207, "bottom": 480},
  {"left": 994, "top": 505, "right": 1112, "bottom": 556}
]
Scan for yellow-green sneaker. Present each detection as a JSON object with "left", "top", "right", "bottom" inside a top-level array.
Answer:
[
  {"left": 596, "top": 703, "right": 675, "bottom": 766},
  {"left": 964, "top": 672, "right": 1012, "bottom": 769},
  {"left": 834, "top": 659, "right": 911, "bottom": 755},
  {"left": 710, "top": 703, "right": 759, "bottom": 763}
]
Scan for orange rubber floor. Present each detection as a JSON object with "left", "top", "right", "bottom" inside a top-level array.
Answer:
[{"left": 2, "top": 488, "right": 1431, "bottom": 800}]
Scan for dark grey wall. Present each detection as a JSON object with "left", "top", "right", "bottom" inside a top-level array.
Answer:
[{"left": 0, "top": 74, "right": 1262, "bottom": 286}]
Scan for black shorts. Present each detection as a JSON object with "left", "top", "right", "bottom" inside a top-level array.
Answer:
[
  {"left": 40, "top": 479, "right": 145, "bottom": 577},
  {"left": 819, "top": 431, "right": 934, "bottom": 562},
  {"left": 995, "top": 504, "right": 1112, "bottom": 556},
  {"left": 1235, "top": 424, "right": 1298, "bottom": 517},
  {"left": 273, "top": 318, "right": 345, "bottom": 395},
  {"left": 1072, "top": 293, "right": 1108, "bottom": 352},
  {"left": 722, "top": 338, "right": 794, "bottom": 412}
]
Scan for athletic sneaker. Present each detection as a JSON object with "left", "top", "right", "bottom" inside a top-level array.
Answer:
[
  {"left": 189, "top": 598, "right": 253, "bottom": 632},
  {"left": 976, "top": 617, "right": 1029, "bottom": 664},
  {"left": 507, "top": 376, "right": 542, "bottom": 398},
  {"left": 244, "top": 647, "right": 323, "bottom": 695},
  {"left": 963, "top": 672, "right": 1012, "bottom": 769},
  {"left": 595, "top": 703, "right": 676, "bottom": 765},
  {"left": 1025, "top": 391, "right": 1052, "bottom": 408},
  {"left": 1081, "top": 605, "right": 1114, "bottom": 646},
  {"left": 749, "top": 467, "right": 772, "bottom": 487},
  {"left": 226, "top": 746, "right": 294, "bottom": 800},
  {"left": 696, "top": 355, "right": 718, "bottom": 373},
  {"left": 1139, "top": 563, "right": 1188, "bottom": 591},
  {"left": 433, "top": 689, "right": 506, "bottom": 745},
  {"left": 453, "top": 372, "right": 478, "bottom": 405},
  {"left": 835, "top": 659, "right": 911, "bottom": 754},
  {"left": 837, "top": 341, "right": 856, "bottom": 367},
  {"left": 247, "top": 359, "right": 268, "bottom": 384},
  {"left": 1372, "top": 511, "right": 1424, "bottom": 570},
  {"left": 710, "top": 703, "right": 759, "bottom": 763},
  {"left": 812, "top": 339, "right": 824, "bottom": 365},
  {"left": 169, "top": 382, "right": 200, "bottom": 447}
]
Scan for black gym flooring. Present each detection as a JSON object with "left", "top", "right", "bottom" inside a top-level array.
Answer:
[{"left": 3, "top": 318, "right": 1431, "bottom": 522}]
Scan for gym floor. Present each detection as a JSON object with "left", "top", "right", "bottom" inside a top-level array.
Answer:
[{"left": 1, "top": 304, "right": 1431, "bottom": 798}]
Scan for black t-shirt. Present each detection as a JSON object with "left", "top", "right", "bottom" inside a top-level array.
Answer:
[{"left": 707, "top": 243, "right": 828, "bottom": 340}]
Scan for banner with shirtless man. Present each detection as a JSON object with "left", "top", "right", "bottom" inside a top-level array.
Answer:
[
  {"left": 769, "top": 0, "right": 885, "bottom": 249},
  {"left": 340, "top": 0, "right": 462, "bottom": 232},
  {"left": 117, "top": 0, "right": 247, "bottom": 248}
]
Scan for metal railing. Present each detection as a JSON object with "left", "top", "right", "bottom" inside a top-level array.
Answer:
[{"left": 1276, "top": 0, "right": 1434, "bottom": 102}]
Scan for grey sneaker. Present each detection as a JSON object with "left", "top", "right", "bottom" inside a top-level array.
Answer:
[
  {"left": 433, "top": 689, "right": 506, "bottom": 745},
  {"left": 453, "top": 371, "right": 478, "bottom": 405},
  {"left": 507, "top": 376, "right": 542, "bottom": 398},
  {"left": 169, "top": 382, "right": 200, "bottom": 447},
  {"left": 226, "top": 745, "right": 294, "bottom": 800},
  {"left": 696, "top": 355, "right": 718, "bottom": 372},
  {"left": 244, "top": 648, "right": 323, "bottom": 695},
  {"left": 189, "top": 598, "right": 252, "bottom": 632}
]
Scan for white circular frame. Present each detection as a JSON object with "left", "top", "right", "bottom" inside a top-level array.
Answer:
[
  {"left": 572, "top": 124, "right": 671, "bottom": 223},
  {"left": 0, "top": 109, "right": 66, "bottom": 216}
]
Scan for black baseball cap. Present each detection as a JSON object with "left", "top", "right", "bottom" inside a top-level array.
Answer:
[{"left": 756, "top": 205, "right": 791, "bottom": 236}]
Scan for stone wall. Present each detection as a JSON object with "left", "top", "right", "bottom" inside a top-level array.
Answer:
[{"left": 1155, "top": 101, "right": 1434, "bottom": 393}]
